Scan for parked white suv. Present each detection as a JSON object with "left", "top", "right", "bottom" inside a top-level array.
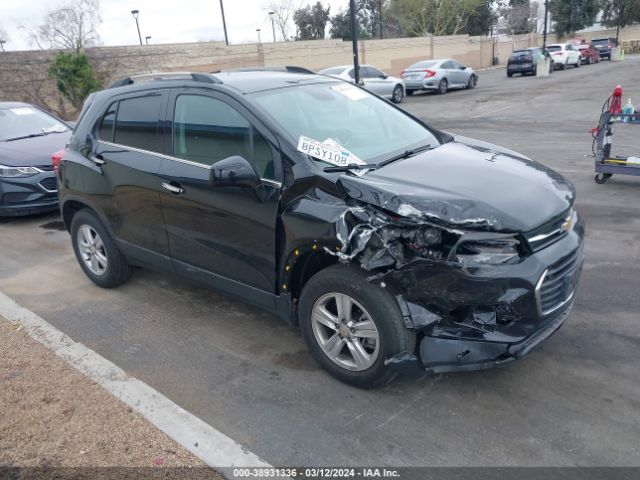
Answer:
[{"left": 547, "top": 43, "right": 581, "bottom": 70}]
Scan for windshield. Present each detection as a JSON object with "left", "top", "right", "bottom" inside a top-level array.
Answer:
[
  {"left": 320, "top": 67, "right": 346, "bottom": 75},
  {"left": 0, "top": 106, "right": 68, "bottom": 141},
  {"left": 251, "top": 82, "right": 439, "bottom": 165}
]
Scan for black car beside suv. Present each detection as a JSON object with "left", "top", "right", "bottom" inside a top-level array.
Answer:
[
  {"left": 58, "top": 70, "right": 584, "bottom": 388},
  {"left": 591, "top": 37, "right": 618, "bottom": 60},
  {"left": 507, "top": 48, "right": 551, "bottom": 77}
]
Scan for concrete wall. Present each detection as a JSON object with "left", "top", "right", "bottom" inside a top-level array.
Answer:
[{"left": 1, "top": 25, "right": 639, "bottom": 119}]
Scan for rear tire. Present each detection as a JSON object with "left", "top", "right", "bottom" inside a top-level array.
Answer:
[
  {"left": 406, "top": 89, "right": 414, "bottom": 96},
  {"left": 299, "top": 265, "right": 415, "bottom": 389},
  {"left": 438, "top": 78, "right": 448, "bottom": 94},
  {"left": 70, "top": 209, "right": 133, "bottom": 288},
  {"left": 507, "top": 72, "right": 513, "bottom": 78}
]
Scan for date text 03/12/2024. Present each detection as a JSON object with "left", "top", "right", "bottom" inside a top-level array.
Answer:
[{"left": 232, "top": 467, "right": 401, "bottom": 478}]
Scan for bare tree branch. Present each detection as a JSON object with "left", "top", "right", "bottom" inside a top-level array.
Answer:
[{"left": 263, "top": 0, "right": 301, "bottom": 41}]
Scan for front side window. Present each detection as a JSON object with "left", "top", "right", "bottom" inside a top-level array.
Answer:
[
  {"left": 172, "top": 94, "right": 275, "bottom": 179},
  {"left": 97, "top": 102, "right": 117, "bottom": 142},
  {"left": 251, "top": 82, "right": 439, "bottom": 166},
  {"left": 113, "top": 95, "right": 162, "bottom": 152}
]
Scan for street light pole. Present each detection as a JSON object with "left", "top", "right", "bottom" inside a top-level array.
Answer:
[
  {"left": 349, "top": 0, "right": 360, "bottom": 84},
  {"left": 256, "top": 28, "right": 262, "bottom": 44},
  {"left": 219, "top": 0, "right": 229, "bottom": 46},
  {"left": 542, "top": 0, "right": 549, "bottom": 51},
  {"left": 131, "top": 10, "right": 143, "bottom": 46},
  {"left": 145, "top": 36, "right": 151, "bottom": 45},
  {"left": 269, "top": 11, "right": 276, "bottom": 42},
  {"left": 0, "top": 40, "right": 6, "bottom": 54}
]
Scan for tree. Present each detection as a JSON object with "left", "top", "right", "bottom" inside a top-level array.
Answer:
[
  {"left": 466, "top": 0, "right": 495, "bottom": 36},
  {"left": 294, "top": 2, "right": 331, "bottom": 40},
  {"left": 601, "top": 0, "right": 640, "bottom": 29},
  {"left": 388, "top": 0, "right": 488, "bottom": 37},
  {"left": 329, "top": 8, "right": 371, "bottom": 40},
  {"left": 497, "top": 0, "right": 538, "bottom": 35},
  {"left": 23, "top": 0, "right": 101, "bottom": 51},
  {"left": 549, "top": 0, "right": 599, "bottom": 36},
  {"left": 264, "top": 0, "right": 300, "bottom": 41},
  {"left": 48, "top": 51, "right": 101, "bottom": 110}
]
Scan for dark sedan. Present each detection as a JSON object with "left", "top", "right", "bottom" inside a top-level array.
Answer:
[{"left": 0, "top": 102, "right": 72, "bottom": 216}]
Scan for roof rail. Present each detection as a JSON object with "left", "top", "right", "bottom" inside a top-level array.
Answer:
[
  {"left": 212, "top": 65, "right": 315, "bottom": 75},
  {"left": 108, "top": 72, "right": 222, "bottom": 89}
]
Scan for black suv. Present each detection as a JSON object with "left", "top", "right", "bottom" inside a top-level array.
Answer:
[
  {"left": 59, "top": 70, "right": 584, "bottom": 388},
  {"left": 591, "top": 37, "right": 618, "bottom": 60}
]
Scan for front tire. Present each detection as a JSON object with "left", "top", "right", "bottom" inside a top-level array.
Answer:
[
  {"left": 466, "top": 74, "right": 477, "bottom": 89},
  {"left": 299, "top": 265, "right": 415, "bottom": 388},
  {"left": 71, "top": 209, "right": 133, "bottom": 288}
]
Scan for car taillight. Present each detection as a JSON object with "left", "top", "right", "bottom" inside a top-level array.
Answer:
[
  {"left": 423, "top": 69, "right": 436, "bottom": 78},
  {"left": 52, "top": 149, "right": 65, "bottom": 174}
]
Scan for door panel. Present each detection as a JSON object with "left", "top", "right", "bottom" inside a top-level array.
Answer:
[
  {"left": 93, "top": 91, "right": 170, "bottom": 257},
  {"left": 159, "top": 90, "right": 281, "bottom": 292}
]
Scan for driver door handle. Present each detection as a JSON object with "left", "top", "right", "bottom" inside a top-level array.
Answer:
[
  {"left": 90, "top": 154, "right": 105, "bottom": 166},
  {"left": 162, "top": 181, "right": 185, "bottom": 194}
]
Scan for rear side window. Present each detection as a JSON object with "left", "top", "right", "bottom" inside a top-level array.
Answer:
[
  {"left": 113, "top": 95, "right": 162, "bottom": 152},
  {"left": 172, "top": 94, "right": 276, "bottom": 179}
]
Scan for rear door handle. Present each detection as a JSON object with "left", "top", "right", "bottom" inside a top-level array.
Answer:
[
  {"left": 162, "top": 181, "right": 185, "bottom": 194},
  {"left": 90, "top": 154, "right": 105, "bottom": 166}
]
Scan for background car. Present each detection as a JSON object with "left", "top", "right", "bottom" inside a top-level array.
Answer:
[
  {"left": 576, "top": 43, "right": 600, "bottom": 64},
  {"left": 591, "top": 37, "right": 618, "bottom": 60},
  {"left": 400, "top": 58, "right": 477, "bottom": 95},
  {"left": 319, "top": 65, "right": 405, "bottom": 103},
  {"left": 547, "top": 43, "right": 582, "bottom": 70},
  {"left": 507, "top": 47, "right": 551, "bottom": 77},
  {"left": 0, "top": 102, "right": 72, "bottom": 217}
]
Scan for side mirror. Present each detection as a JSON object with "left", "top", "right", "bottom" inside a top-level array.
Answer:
[
  {"left": 82, "top": 133, "right": 95, "bottom": 156},
  {"left": 460, "top": 65, "right": 467, "bottom": 70},
  {"left": 209, "top": 155, "right": 261, "bottom": 188},
  {"left": 379, "top": 74, "right": 388, "bottom": 79}
]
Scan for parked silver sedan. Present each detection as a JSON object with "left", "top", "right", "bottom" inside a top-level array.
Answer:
[
  {"left": 318, "top": 65, "right": 406, "bottom": 103},
  {"left": 401, "top": 59, "right": 478, "bottom": 95}
]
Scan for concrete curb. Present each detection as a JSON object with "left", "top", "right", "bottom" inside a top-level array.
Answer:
[{"left": 0, "top": 290, "right": 271, "bottom": 476}]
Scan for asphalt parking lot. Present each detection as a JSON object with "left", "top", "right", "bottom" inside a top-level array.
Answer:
[{"left": 1, "top": 57, "right": 639, "bottom": 467}]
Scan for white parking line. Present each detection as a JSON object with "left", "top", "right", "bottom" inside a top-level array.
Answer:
[{"left": 0, "top": 290, "right": 271, "bottom": 475}]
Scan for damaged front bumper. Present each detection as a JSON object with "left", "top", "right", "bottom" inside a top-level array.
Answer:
[{"left": 385, "top": 214, "right": 585, "bottom": 374}]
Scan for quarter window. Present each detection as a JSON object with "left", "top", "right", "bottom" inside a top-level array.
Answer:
[
  {"left": 97, "top": 102, "right": 117, "bottom": 142},
  {"left": 113, "top": 95, "right": 162, "bottom": 152},
  {"left": 172, "top": 94, "right": 275, "bottom": 179}
]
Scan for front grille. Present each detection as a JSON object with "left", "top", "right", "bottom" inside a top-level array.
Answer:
[
  {"left": 39, "top": 176, "right": 58, "bottom": 192},
  {"left": 526, "top": 208, "right": 572, "bottom": 252},
  {"left": 538, "top": 248, "right": 583, "bottom": 316}
]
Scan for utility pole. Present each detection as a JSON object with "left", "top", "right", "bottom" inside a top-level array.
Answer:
[
  {"left": 0, "top": 40, "right": 6, "bottom": 54},
  {"left": 131, "top": 10, "right": 143, "bottom": 46},
  {"left": 219, "top": 0, "right": 229, "bottom": 46},
  {"left": 616, "top": 0, "right": 624, "bottom": 44},
  {"left": 378, "top": 0, "right": 383, "bottom": 39},
  {"left": 269, "top": 11, "right": 276, "bottom": 42},
  {"left": 350, "top": 0, "right": 360, "bottom": 84},
  {"left": 542, "top": 0, "right": 549, "bottom": 51},
  {"left": 145, "top": 36, "right": 151, "bottom": 45}
]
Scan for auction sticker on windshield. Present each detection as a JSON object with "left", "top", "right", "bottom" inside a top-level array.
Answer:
[{"left": 297, "top": 135, "right": 366, "bottom": 168}]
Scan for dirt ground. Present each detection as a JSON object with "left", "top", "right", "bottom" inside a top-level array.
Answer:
[{"left": 0, "top": 315, "right": 222, "bottom": 478}]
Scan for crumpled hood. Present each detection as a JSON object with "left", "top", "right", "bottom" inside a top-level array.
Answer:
[
  {"left": 337, "top": 135, "right": 575, "bottom": 232},
  {"left": 0, "top": 132, "right": 71, "bottom": 167}
]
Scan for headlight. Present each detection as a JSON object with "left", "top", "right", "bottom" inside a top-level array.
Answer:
[
  {"left": 454, "top": 236, "right": 521, "bottom": 265},
  {"left": 0, "top": 165, "right": 39, "bottom": 178}
]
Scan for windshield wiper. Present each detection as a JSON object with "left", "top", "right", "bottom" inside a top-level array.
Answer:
[
  {"left": 4, "top": 133, "right": 48, "bottom": 142},
  {"left": 378, "top": 144, "right": 435, "bottom": 167},
  {"left": 323, "top": 163, "right": 378, "bottom": 173}
]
